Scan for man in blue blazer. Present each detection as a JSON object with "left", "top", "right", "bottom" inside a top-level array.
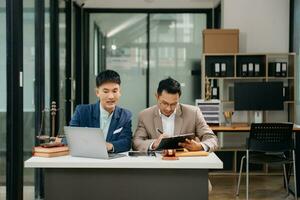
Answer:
[{"left": 69, "top": 70, "right": 132, "bottom": 153}]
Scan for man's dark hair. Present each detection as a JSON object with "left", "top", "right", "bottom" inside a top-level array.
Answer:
[
  {"left": 96, "top": 70, "right": 121, "bottom": 87},
  {"left": 157, "top": 77, "right": 181, "bottom": 96}
]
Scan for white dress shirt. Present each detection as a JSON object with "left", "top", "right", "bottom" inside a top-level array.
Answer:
[{"left": 159, "top": 109, "right": 176, "bottom": 137}]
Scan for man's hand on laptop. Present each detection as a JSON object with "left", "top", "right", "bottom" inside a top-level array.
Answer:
[{"left": 106, "top": 142, "right": 114, "bottom": 152}]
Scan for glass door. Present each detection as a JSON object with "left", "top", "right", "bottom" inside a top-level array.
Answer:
[
  {"left": 59, "top": 0, "right": 66, "bottom": 135},
  {"left": 89, "top": 13, "right": 148, "bottom": 129},
  {"left": 23, "top": 1, "right": 35, "bottom": 199},
  {"left": 87, "top": 12, "right": 208, "bottom": 131},
  {"left": 149, "top": 13, "right": 207, "bottom": 106},
  {"left": 0, "top": 0, "right": 6, "bottom": 199}
]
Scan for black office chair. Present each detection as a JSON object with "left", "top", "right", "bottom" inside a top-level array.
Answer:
[{"left": 236, "top": 123, "right": 297, "bottom": 200}]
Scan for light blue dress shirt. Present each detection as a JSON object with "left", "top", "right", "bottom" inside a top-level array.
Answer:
[{"left": 99, "top": 103, "right": 113, "bottom": 140}]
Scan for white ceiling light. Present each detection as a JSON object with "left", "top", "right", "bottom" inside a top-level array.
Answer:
[{"left": 111, "top": 45, "right": 117, "bottom": 50}]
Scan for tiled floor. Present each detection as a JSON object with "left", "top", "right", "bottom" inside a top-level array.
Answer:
[
  {"left": 0, "top": 186, "right": 4, "bottom": 200},
  {"left": 0, "top": 186, "right": 34, "bottom": 200},
  {"left": 0, "top": 175, "right": 297, "bottom": 200}
]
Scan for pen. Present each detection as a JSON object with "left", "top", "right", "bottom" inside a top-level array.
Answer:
[{"left": 156, "top": 128, "right": 164, "bottom": 134}]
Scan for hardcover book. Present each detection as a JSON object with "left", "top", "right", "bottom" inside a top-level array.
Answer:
[
  {"left": 33, "top": 146, "right": 69, "bottom": 157},
  {"left": 33, "top": 151, "right": 69, "bottom": 157}
]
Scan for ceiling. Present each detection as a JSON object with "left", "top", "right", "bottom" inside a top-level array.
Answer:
[
  {"left": 0, "top": 0, "right": 220, "bottom": 10},
  {"left": 76, "top": 0, "right": 220, "bottom": 9}
]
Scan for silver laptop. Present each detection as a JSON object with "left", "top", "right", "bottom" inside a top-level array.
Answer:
[{"left": 64, "top": 126, "right": 124, "bottom": 159}]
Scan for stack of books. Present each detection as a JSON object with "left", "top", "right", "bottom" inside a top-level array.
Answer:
[{"left": 33, "top": 146, "right": 69, "bottom": 157}]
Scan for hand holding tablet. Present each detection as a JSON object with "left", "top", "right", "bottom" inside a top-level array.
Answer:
[{"left": 156, "top": 133, "right": 195, "bottom": 150}]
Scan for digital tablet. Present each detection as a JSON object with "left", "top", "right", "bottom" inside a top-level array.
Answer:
[
  {"left": 128, "top": 151, "right": 156, "bottom": 157},
  {"left": 156, "top": 133, "right": 195, "bottom": 150}
]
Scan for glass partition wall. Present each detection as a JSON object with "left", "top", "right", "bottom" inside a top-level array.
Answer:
[
  {"left": 89, "top": 13, "right": 148, "bottom": 129},
  {"left": 1, "top": 0, "right": 67, "bottom": 198},
  {"left": 0, "top": 0, "right": 6, "bottom": 199},
  {"left": 89, "top": 12, "right": 207, "bottom": 129},
  {"left": 44, "top": 0, "right": 51, "bottom": 137},
  {"left": 59, "top": 0, "right": 66, "bottom": 134},
  {"left": 23, "top": 1, "right": 36, "bottom": 198},
  {"left": 149, "top": 13, "right": 206, "bottom": 105}
]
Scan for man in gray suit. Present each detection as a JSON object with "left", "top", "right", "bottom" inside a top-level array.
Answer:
[{"left": 133, "top": 77, "right": 218, "bottom": 152}]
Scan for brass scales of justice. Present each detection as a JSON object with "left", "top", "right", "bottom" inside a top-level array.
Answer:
[{"left": 36, "top": 101, "right": 65, "bottom": 148}]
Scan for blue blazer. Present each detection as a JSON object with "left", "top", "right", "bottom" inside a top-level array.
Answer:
[{"left": 69, "top": 101, "right": 132, "bottom": 153}]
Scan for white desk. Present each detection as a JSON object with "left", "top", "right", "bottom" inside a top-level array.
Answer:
[
  {"left": 25, "top": 152, "right": 223, "bottom": 169},
  {"left": 25, "top": 152, "right": 223, "bottom": 200}
]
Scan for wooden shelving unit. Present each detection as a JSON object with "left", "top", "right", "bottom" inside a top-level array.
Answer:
[
  {"left": 201, "top": 52, "right": 296, "bottom": 122},
  {"left": 202, "top": 52, "right": 297, "bottom": 174}
]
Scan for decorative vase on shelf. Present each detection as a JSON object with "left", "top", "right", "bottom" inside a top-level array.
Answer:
[{"left": 223, "top": 111, "right": 234, "bottom": 126}]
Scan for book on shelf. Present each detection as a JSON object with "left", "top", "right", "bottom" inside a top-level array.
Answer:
[
  {"left": 33, "top": 146, "right": 69, "bottom": 157},
  {"left": 221, "top": 63, "right": 226, "bottom": 77},
  {"left": 242, "top": 64, "right": 248, "bottom": 77},
  {"left": 248, "top": 63, "right": 254, "bottom": 77},
  {"left": 211, "top": 79, "right": 219, "bottom": 99},
  {"left": 281, "top": 62, "right": 287, "bottom": 77},
  {"left": 275, "top": 62, "right": 281, "bottom": 76},
  {"left": 254, "top": 63, "right": 260, "bottom": 76},
  {"left": 214, "top": 63, "right": 220, "bottom": 77}
]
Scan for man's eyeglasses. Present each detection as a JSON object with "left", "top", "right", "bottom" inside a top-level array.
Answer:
[{"left": 159, "top": 101, "right": 178, "bottom": 109}]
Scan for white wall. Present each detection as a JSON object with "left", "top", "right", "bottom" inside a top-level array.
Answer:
[{"left": 222, "top": 0, "right": 290, "bottom": 53}]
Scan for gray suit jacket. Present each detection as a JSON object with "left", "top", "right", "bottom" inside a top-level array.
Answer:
[{"left": 132, "top": 104, "right": 218, "bottom": 152}]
